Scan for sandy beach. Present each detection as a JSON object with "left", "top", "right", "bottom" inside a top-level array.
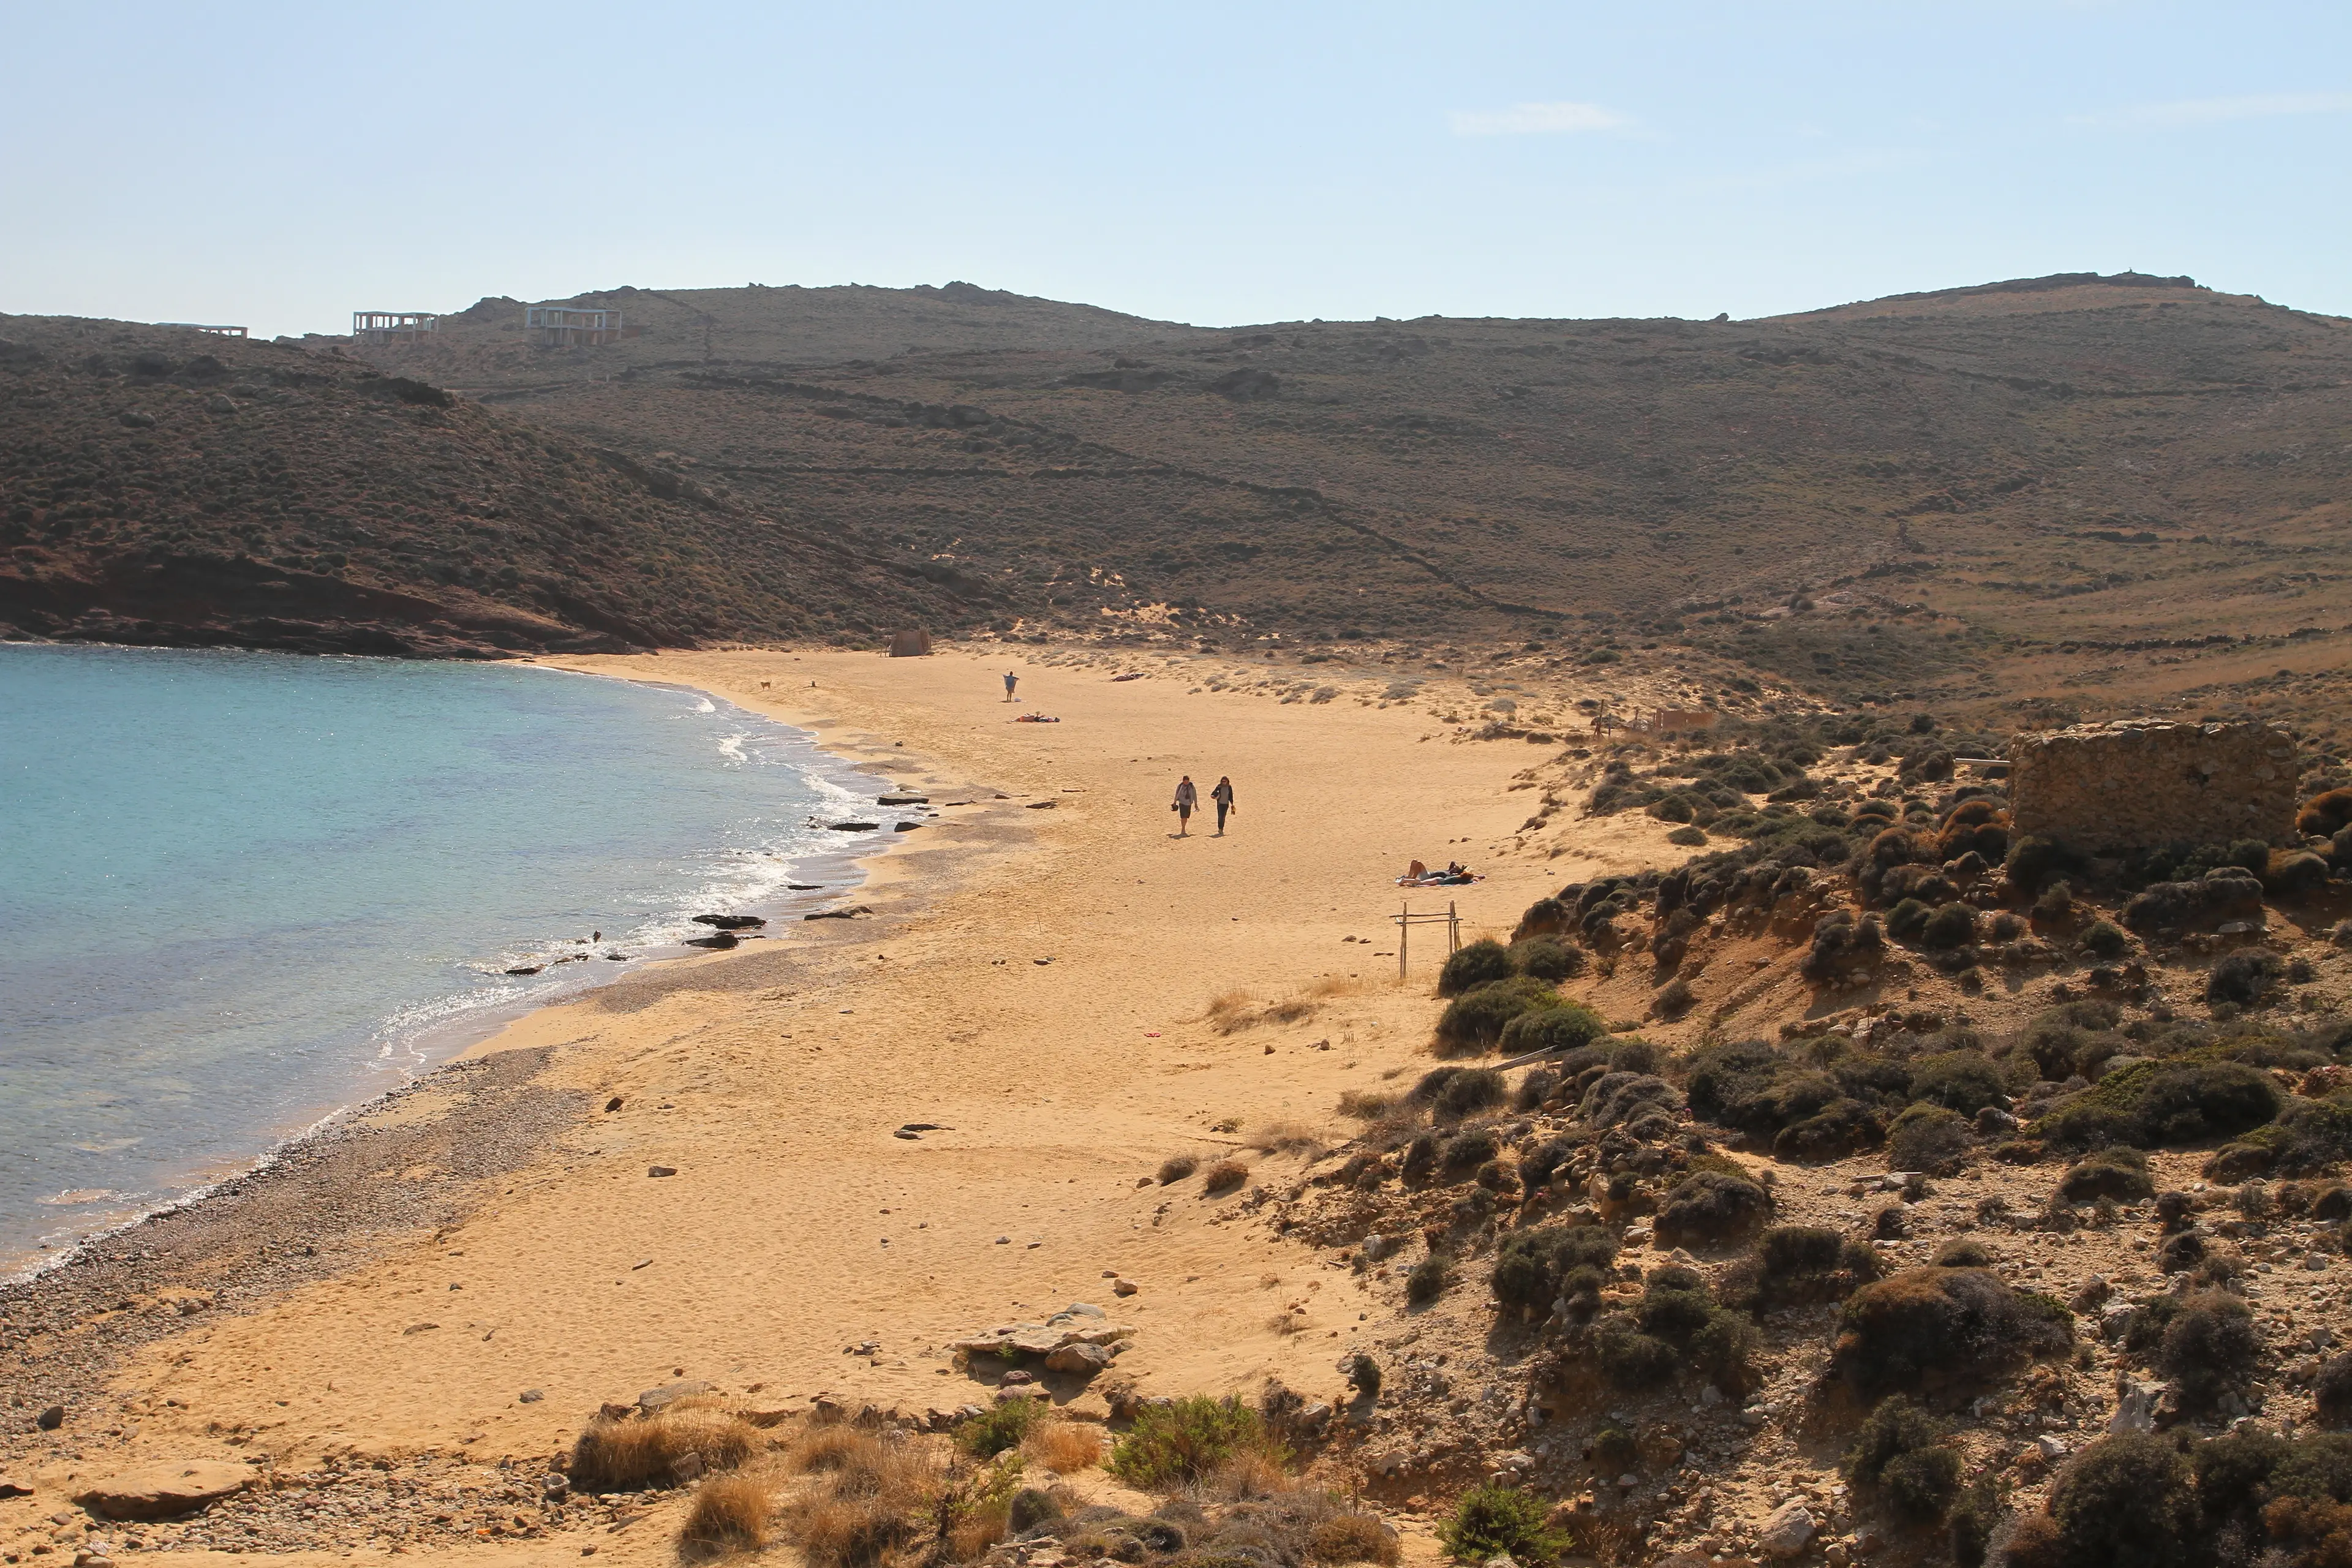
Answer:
[{"left": 0, "top": 643, "right": 1683, "bottom": 1566}]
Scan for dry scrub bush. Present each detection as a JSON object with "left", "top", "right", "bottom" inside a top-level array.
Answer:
[
  {"left": 786, "top": 1430, "right": 941, "bottom": 1568},
  {"left": 1022, "top": 1420, "right": 1102, "bottom": 1474},
  {"left": 1205, "top": 991, "right": 1254, "bottom": 1031},
  {"left": 1202, "top": 1159, "right": 1250, "bottom": 1194},
  {"left": 682, "top": 1471, "right": 776, "bottom": 1555},
  {"left": 1157, "top": 1153, "right": 1199, "bottom": 1185},
  {"left": 1308, "top": 1512, "right": 1402, "bottom": 1566},
  {"left": 1247, "top": 1121, "right": 1325, "bottom": 1155},
  {"left": 571, "top": 1407, "right": 760, "bottom": 1491}
]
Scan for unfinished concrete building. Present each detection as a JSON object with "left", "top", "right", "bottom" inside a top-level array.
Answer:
[{"left": 524, "top": 304, "right": 624, "bottom": 347}]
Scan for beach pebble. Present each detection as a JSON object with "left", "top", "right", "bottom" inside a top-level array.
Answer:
[
  {"left": 647, "top": 1166, "right": 677, "bottom": 1178},
  {"left": 35, "top": 1405, "right": 64, "bottom": 1431},
  {"left": 519, "top": 1389, "right": 545, "bottom": 1404},
  {"left": 1114, "top": 1278, "right": 1140, "bottom": 1297}
]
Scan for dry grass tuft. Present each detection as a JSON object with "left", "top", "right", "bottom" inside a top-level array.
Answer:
[
  {"left": 1308, "top": 1512, "right": 1402, "bottom": 1565},
  {"left": 1246, "top": 1120, "right": 1325, "bottom": 1155},
  {"left": 1335, "top": 1090, "right": 1397, "bottom": 1119},
  {"left": 1203, "top": 1159, "right": 1250, "bottom": 1194},
  {"left": 570, "top": 1407, "right": 760, "bottom": 1491},
  {"left": 1157, "top": 1153, "right": 1200, "bottom": 1185},
  {"left": 1205, "top": 990, "right": 1256, "bottom": 1031},
  {"left": 787, "top": 1423, "right": 875, "bottom": 1474},
  {"left": 1207, "top": 1447, "right": 1295, "bottom": 1500},
  {"left": 680, "top": 1471, "right": 775, "bottom": 1555},
  {"left": 1022, "top": 1420, "right": 1103, "bottom": 1474},
  {"left": 1265, "top": 1311, "right": 1306, "bottom": 1336},
  {"left": 796, "top": 1491, "right": 918, "bottom": 1568}
]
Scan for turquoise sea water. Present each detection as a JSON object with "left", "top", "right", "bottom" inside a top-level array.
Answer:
[{"left": 0, "top": 644, "right": 880, "bottom": 1276}]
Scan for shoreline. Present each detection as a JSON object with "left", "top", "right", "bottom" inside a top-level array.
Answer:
[
  {"left": 0, "top": 662, "right": 927, "bottom": 1285},
  {"left": 0, "top": 641, "right": 1679, "bottom": 1568}
]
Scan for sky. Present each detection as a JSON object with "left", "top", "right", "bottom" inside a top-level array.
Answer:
[{"left": 3, "top": 1, "right": 2348, "bottom": 338}]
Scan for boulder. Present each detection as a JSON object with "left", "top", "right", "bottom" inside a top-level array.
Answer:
[
  {"left": 1758, "top": 1500, "right": 1815, "bottom": 1559},
  {"left": 692, "top": 914, "right": 766, "bottom": 930},
  {"left": 72, "top": 1461, "right": 254, "bottom": 1520},
  {"left": 1044, "top": 1342, "right": 1114, "bottom": 1375}
]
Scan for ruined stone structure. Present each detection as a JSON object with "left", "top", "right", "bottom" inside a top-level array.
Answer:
[{"left": 2008, "top": 720, "right": 2297, "bottom": 851}]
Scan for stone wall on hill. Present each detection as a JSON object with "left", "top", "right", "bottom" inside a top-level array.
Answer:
[{"left": 2008, "top": 720, "right": 2297, "bottom": 851}]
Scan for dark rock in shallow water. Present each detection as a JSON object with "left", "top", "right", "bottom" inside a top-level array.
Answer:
[
  {"left": 788, "top": 883, "right": 823, "bottom": 891},
  {"left": 684, "top": 931, "right": 738, "bottom": 949},
  {"left": 805, "top": 905, "right": 874, "bottom": 921},
  {"left": 877, "top": 794, "right": 929, "bottom": 805},
  {"left": 505, "top": 965, "right": 544, "bottom": 976},
  {"left": 828, "top": 821, "right": 881, "bottom": 831},
  {"left": 692, "top": 914, "right": 766, "bottom": 929},
  {"left": 895, "top": 821, "right": 921, "bottom": 832}
]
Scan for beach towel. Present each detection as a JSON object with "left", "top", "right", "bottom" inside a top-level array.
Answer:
[{"left": 1012, "top": 714, "right": 1061, "bottom": 723}]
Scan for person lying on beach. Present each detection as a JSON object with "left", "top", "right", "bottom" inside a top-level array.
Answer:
[{"left": 1012, "top": 712, "right": 1061, "bottom": 723}]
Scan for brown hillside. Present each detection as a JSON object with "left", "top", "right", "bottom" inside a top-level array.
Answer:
[
  {"left": 0, "top": 317, "right": 997, "bottom": 655},
  {"left": 352, "top": 273, "right": 2352, "bottom": 721}
]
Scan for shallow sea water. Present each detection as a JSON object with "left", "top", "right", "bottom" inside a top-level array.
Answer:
[{"left": 0, "top": 644, "right": 879, "bottom": 1274}]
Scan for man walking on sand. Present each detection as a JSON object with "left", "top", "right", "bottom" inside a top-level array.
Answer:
[
  {"left": 1003, "top": 671, "right": 1019, "bottom": 702},
  {"left": 1211, "top": 776, "right": 1236, "bottom": 835},
  {"left": 1172, "top": 775, "right": 1198, "bottom": 835}
]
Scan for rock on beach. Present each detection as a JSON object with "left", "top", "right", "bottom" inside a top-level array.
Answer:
[{"left": 72, "top": 1460, "right": 255, "bottom": 1520}]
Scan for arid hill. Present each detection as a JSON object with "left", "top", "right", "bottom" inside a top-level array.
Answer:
[
  {"left": 9, "top": 274, "right": 2351, "bottom": 737},
  {"left": 0, "top": 317, "right": 992, "bottom": 655}
]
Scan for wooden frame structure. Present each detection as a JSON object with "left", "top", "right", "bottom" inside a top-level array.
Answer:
[
  {"left": 1390, "top": 900, "right": 1461, "bottom": 980},
  {"left": 156, "top": 323, "right": 247, "bottom": 337}
]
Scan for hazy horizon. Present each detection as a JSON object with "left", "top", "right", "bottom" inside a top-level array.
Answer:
[{"left": 4, "top": 1, "right": 2348, "bottom": 338}]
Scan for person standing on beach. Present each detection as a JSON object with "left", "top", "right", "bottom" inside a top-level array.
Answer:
[
  {"left": 1211, "top": 776, "right": 1235, "bottom": 835},
  {"left": 1003, "top": 671, "right": 1019, "bottom": 701},
  {"left": 1172, "top": 775, "right": 1198, "bottom": 835}
]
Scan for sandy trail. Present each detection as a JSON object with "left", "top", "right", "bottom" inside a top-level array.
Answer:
[{"left": 12, "top": 646, "right": 1678, "bottom": 1564}]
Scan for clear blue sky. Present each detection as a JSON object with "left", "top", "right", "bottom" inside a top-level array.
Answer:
[{"left": 4, "top": 1, "right": 2347, "bottom": 337}]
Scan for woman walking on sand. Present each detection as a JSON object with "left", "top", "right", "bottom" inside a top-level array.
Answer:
[
  {"left": 1172, "top": 775, "right": 1198, "bottom": 836},
  {"left": 1211, "top": 776, "right": 1235, "bottom": 835}
]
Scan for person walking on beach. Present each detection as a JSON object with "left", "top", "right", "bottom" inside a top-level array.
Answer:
[
  {"left": 1172, "top": 775, "right": 1199, "bottom": 836},
  {"left": 1211, "top": 775, "right": 1236, "bottom": 836},
  {"left": 1003, "top": 671, "right": 1019, "bottom": 702}
]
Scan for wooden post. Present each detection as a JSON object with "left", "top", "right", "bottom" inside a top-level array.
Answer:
[
  {"left": 1447, "top": 900, "right": 1460, "bottom": 956},
  {"left": 1398, "top": 901, "right": 1409, "bottom": 981}
]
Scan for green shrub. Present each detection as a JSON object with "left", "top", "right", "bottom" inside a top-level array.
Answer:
[
  {"left": 2315, "top": 1353, "right": 2352, "bottom": 1428},
  {"left": 1911, "top": 1050, "right": 2008, "bottom": 1117},
  {"left": 1495, "top": 998, "right": 1608, "bottom": 1057},
  {"left": 1922, "top": 901, "right": 1979, "bottom": 951},
  {"left": 1654, "top": 1170, "right": 1773, "bottom": 1246},
  {"left": 1491, "top": 1223, "right": 1618, "bottom": 1313},
  {"left": 1773, "top": 1096, "right": 1882, "bottom": 1162},
  {"left": 2056, "top": 1147, "right": 2154, "bottom": 1203},
  {"left": 2008, "top": 835, "right": 2088, "bottom": 896},
  {"left": 1507, "top": 937, "right": 1585, "bottom": 982},
  {"left": 1436, "top": 1483, "right": 1566, "bottom": 1564},
  {"left": 2157, "top": 1292, "right": 2260, "bottom": 1413},
  {"left": 1439, "top": 1125, "right": 1499, "bottom": 1171},
  {"left": 2081, "top": 921, "right": 2130, "bottom": 959},
  {"left": 2207, "top": 950, "right": 2282, "bottom": 1009},
  {"left": 1887, "top": 897, "right": 1932, "bottom": 941},
  {"left": 1591, "top": 1312, "right": 1679, "bottom": 1389},
  {"left": 1432, "top": 1068, "right": 1506, "bottom": 1121},
  {"left": 1434, "top": 977, "right": 1557, "bottom": 1054},
  {"left": 1438, "top": 938, "right": 1514, "bottom": 997},
  {"left": 1667, "top": 825, "right": 1708, "bottom": 846},
  {"left": 1846, "top": 1395, "right": 1959, "bottom": 1520},
  {"left": 1400, "top": 1132, "right": 1438, "bottom": 1183},
  {"left": 2044, "top": 1434, "right": 2196, "bottom": 1568},
  {"left": 1932, "top": 1238, "right": 1995, "bottom": 1268},
  {"left": 2036, "top": 1059, "right": 2283, "bottom": 1150},
  {"left": 1832, "top": 1267, "right": 2072, "bottom": 1395},
  {"left": 1580, "top": 1071, "right": 1681, "bottom": 1128},
  {"left": 1887, "top": 1104, "right": 1971, "bottom": 1174},
  {"left": 1406, "top": 1255, "right": 1450, "bottom": 1305},
  {"left": 1106, "top": 1396, "right": 1275, "bottom": 1488},
  {"left": 960, "top": 1396, "right": 1050, "bottom": 1457},
  {"left": 1751, "top": 1224, "right": 1880, "bottom": 1303}
]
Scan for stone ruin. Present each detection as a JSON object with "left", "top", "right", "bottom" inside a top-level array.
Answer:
[{"left": 2007, "top": 719, "right": 2297, "bottom": 852}]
